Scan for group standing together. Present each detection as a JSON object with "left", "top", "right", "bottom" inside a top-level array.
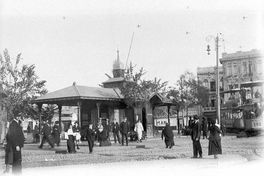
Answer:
[
  {"left": 189, "top": 115, "right": 222, "bottom": 159},
  {"left": 161, "top": 115, "right": 222, "bottom": 159}
]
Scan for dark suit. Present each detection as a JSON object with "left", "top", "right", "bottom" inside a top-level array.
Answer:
[
  {"left": 6, "top": 119, "right": 24, "bottom": 174},
  {"left": 86, "top": 128, "right": 96, "bottom": 153},
  {"left": 39, "top": 123, "right": 54, "bottom": 148},
  {"left": 120, "top": 121, "right": 129, "bottom": 146},
  {"left": 52, "top": 124, "right": 60, "bottom": 146},
  {"left": 112, "top": 123, "right": 120, "bottom": 143},
  {"left": 190, "top": 120, "right": 202, "bottom": 158}
]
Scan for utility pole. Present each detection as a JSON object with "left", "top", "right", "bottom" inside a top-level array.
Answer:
[
  {"left": 215, "top": 34, "right": 221, "bottom": 125},
  {"left": 206, "top": 34, "right": 221, "bottom": 125}
]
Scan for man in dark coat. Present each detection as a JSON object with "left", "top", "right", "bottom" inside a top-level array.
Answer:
[
  {"left": 5, "top": 115, "right": 25, "bottom": 174},
  {"left": 86, "top": 124, "right": 96, "bottom": 153},
  {"left": 52, "top": 121, "right": 61, "bottom": 146},
  {"left": 39, "top": 120, "right": 54, "bottom": 149},
  {"left": 112, "top": 122, "right": 120, "bottom": 144},
  {"left": 190, "top": 115, "right": 203, "bottom": 158},
  {"left": 201, "top": 117, "right": 208, "bottom": 139},
  {"left": 161, "top": 123, "right": 174, "bottom": 148},
  {"left": 120, "top": 117, "right": 129, "bottom": 146}
]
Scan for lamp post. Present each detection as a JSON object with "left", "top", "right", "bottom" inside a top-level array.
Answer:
[{"left": 206, "top": 34, "right": 222, "bottom": 125}]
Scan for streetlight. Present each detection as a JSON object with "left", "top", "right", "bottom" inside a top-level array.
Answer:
[{"left": 206, "top": 33, "right": 223, "bottom": 125}]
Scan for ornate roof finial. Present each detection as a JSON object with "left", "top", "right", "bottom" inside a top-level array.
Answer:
[
  {"left": 113, "top": 49, "right": 124, "bottom": 70},
  {"left": 117, "top": 49, "right": 120, "bottom": 62},
  {"left": 73, "top": 82, "right": 76, "bottom": 86}
]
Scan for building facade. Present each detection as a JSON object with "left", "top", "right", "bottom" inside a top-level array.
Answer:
[
  {"left": 220, "top": 49, "right": 263, "bottom": 103},
  {"left": 197, "top": 66, "right": 224, "bottom": 120}
]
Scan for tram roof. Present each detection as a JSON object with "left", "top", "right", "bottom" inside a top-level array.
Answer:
[
  {"left": 240, "top": 80, "right": 264, "bottom": 88},
  {"left": 221, "top": 88, "right": 241, "bottom": 94}
]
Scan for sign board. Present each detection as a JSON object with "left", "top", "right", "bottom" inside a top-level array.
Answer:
[{"left": 154, "top": 118, "right": 177, "bottom": 127}]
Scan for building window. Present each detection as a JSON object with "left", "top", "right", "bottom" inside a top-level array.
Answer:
[
  {"left": 233, "top": 62, "right": 238, "bottom": 75},
  {"left": 256, "top": 60, "right": 262, "bottom": 75},
  {"left": 203, "top": 79, "right": 209, "bottom": 88},
  {"left": 210, "top": 81, "right": 216, "bottom": 91},
  {"left": 227, "top": 63, "right": 232, "bottom": 76},
  {"left": 242, "top": 62, "right": 247, "bottom": 75},
  {"left": 248, "top": 61, "right": 253, "bottom": 76}
]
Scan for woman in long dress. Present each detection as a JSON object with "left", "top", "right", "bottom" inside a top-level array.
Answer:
[
  {"left": 161, "top": 123, "right": 174, "bottom": 148},
  {"left": 65, "top": 123, "right": 76, "bottom": 153},
  {"left": 208, "top": 120, "right": 222, "bottom": 159},
  {"left": 134, "top": 120, "right": 144, "bottom": 142}
]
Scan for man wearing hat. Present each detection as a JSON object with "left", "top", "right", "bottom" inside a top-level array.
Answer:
[
  {"left": 52, "top": 121, "right": 61, "bottom": 147},
  {"left": 190, "top": 115, "right": 203, "bottom": 158},
  {"left": 5, "top": 114, "right": 25, "bottom": 174},
  {"left": 39, "top": 120, "right": 54, "bottom": 149},
  {"left": 120, "top": 117, "right": 130, "bottom": 146},
  {"left": 86, "top": 123, "right": 96, "bottom": 153}
]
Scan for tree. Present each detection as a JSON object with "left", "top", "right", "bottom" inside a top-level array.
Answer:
[
  {"left": 167, "top": 71, "right": 209, "bottom": 133},
  {"left": 119, "top": 62, "right": 168, "bottom": 108},
  {"left": 186, "top": 75, "right": 209, "bottom": 107},
  {"left": 0, "top": 49, "right": 48, "bottom": 121}
]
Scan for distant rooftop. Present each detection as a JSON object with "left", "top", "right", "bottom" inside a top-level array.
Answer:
[
  {"left": 220, "top": 49, "right": 262, "bottom": 62},
  {"left": 102, "top": 77, "right": 125, "bottom": 84},
  {"left": 197, "top": 66, "right": 223, "bottom": 75},
  {"left": 34, "top": 83, "right": 123, "bottom": 103}
]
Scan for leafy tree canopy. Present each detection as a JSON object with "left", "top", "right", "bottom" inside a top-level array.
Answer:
[
  {"left": 167, "top": 71, "right": 209, "bottom": 110},
  {"left": 120, "top": 62, "right": 168, "bottom": 108},
  {"left": 0, "top": 49, "right": 50, "bottom": 121}
]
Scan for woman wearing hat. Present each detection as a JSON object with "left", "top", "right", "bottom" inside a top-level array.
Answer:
[{"left": 208, "top": 119, "right": 222, "bottom": 159}]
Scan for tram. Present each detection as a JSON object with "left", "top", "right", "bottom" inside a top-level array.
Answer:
[{"left": 221, "top": 81, "right": 264, "bottom": 135}]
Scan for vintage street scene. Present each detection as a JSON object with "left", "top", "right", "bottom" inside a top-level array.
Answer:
[{"left": 0, "top": 0, "right": 264, "bottom": 175}]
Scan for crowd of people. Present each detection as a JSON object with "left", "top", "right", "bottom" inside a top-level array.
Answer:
[{"left": 3, "top": 113, "right": 223, "bottom": 175}]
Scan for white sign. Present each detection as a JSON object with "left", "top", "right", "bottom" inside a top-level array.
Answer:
[{"left": 154, "top": 118, "right": 177, "bottom": 127}]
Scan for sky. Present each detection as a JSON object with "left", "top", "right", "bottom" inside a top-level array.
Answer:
[{"left": 0, "top": 0, "right": 263, "bottom": 92}]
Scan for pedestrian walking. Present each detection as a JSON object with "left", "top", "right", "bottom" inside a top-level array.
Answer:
[
  {"left": 112, "top": 122, "right": 120, "bottom": 144},
  {"left": 73, "top": 122, "right": 81, "bottom": 149},
  {"left": 4, "top": 115, "right": 25, "bottom": 174},
  {"left": 161, "top": 123, "right": 174, "bottom": 148},
  {"left": 39, "top": 120, "right": 54, "bottom": 149},
  {"left": 120, "top": 117, "right": 129, "bottom": 146},
  {"left": 97, "top": 121, "right": 104, "bottom": 144},
  {"left": 220, "top": 123, "right": 226, "bottom": 136},
  {"left": 105, "top": 119, "right": 111, "bottom": 141},
  {"left": 65, "top": 123, "right": 76, "bottom": 153},
  {"left": 201, "top": 117, "right": 208, "bottom": 139},
  {"left": 86, "top": 124, "right": 96, "bottom": 153},
  {"left": 33, "top": 122, "right": 40, "bottom": 143},
  {"left": 134, "top": 119, "right": 144, "bottom": 142},
  {"left": 190, "top": 115, "right": 203, "bottom": 158},
  {"left": 52, "top": 121, "right": 61, "bottom": 147},
  {"left": 208, "top": 119, "right": 222, "bottom": 159}
]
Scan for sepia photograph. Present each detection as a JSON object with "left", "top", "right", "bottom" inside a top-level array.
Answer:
[{"left": 0, "top": 0, "right": 263, "bottom": 175}]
